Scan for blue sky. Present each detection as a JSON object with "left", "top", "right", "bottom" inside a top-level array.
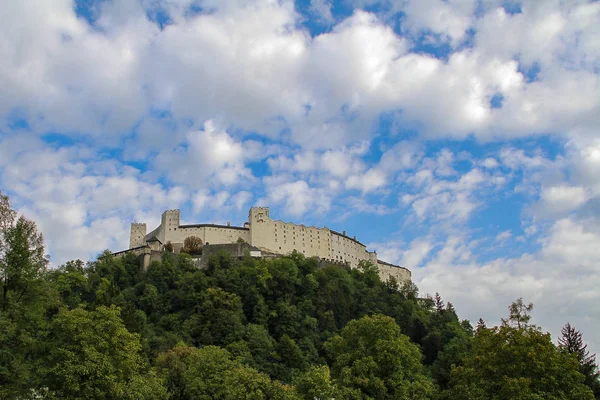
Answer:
[{"left": 1, "top": 0, "right": 599, "bottom": 353}]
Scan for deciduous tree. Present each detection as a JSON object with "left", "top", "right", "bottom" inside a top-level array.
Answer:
[
  {"left": 444, "top": 300, "right": 594, "bottom": 400},
  {"left": 324, "top": 314, "right": 434, "bottom": 399},
  {"left": 42, "top": 306, "right": 166, "bottom": 399}
]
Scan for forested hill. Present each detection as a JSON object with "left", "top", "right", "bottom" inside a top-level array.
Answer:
[{"left": 1, "top": 191, "right": 599, "bottom": 399}]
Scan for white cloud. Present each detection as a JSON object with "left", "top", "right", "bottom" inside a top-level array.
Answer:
[
  {"left": 400, "top": 237, "right": 434, "bottom": 268},
  {"left": 345, "top": 168, "right": 387, "bottom": 193},
  {"left": 400, "top": 0, "right": 477, "bottom": 46},
  {"left": 495, "top": 230, "right": 512, "bottom": 242},
  {"left": 154, "top": 121, "right": 253, "bottom": 189},
  {"left": 263, "top": 179, "right": 332, "bottom": 217},
  {"left": 309, "top": 0, "right": 334, "bottom": 23},
  {"left": 540, "top": 185, "right": 588, "bottom": 214}
]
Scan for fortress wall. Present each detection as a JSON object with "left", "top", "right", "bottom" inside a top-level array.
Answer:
[
  {"left": 160, "top": 224, "right": 250, "bottom": 246},
  {"left": 165, "top": 225, "right": 207, "bottom": 244},
  {"left": 377, "top": 261, "right": 411, "bottom": 283},
  {"left": 330, "top": 231, "right": 370, "bottom": 268},
  {"left": 204, "top": 226, "right": 250, "bottom": 245},
  {"left": 249, "top": 207, "right": 331, "bottom": 258}
]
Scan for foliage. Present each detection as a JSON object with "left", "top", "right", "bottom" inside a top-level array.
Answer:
[
  {"left": 444, "top": 300, "right": 595, "bottom": 400},
  {"left": 0, "top": 194, "right": 55, "bottom": 397},
  {"left": 559, "top": 323, "right": 600, "bottom": 398},
  {"left": 325, "top": 314, "right": 434, "bottom": 399},
  {"left": 157, "top": 344, "right": 297, "bottom": 400},
  {"left": 182, "top": 236, "right": 203, "bottom": 255},
  {"left": 42, "top": 306, "right": 166, "bottom": 399}
]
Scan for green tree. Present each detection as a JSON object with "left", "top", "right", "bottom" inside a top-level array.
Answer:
[
  {"left": 444, "top": 300, "right": 594, "bottom": 400},
  {"left": 0, "top": 196, "right": 55, "bottom": 397},
  {"left": 48, "top": 260, "right": 91, "bottom": 308},
  {"left": 293, "top": 365, "right": 338, "bottom": 400},
  {"left": 155, "top": 343, "right": 202, "bottom": 400},
  {"left": 159, "top": 345, "right": 297, "bottom": 400},
  {"left": 503, "top": 297, "right": 533, "bottom": 329},
  {"left": 0, "top": 191, "right": 16, "bottom": 231},
  {"left": 559, "top": 323, "right": 600, "bottom": 398},
  {"left": 324, "top": 314, "right": 434, "bottom": 399},
  {"left": 183, "top": 287, "right": 246, "bottom": 346},
  {"left": 42, "top": 306, "right": 166, "bottom": 399},
  {"left": 1, "top": 216, "right": 49, "bottom": 308}
]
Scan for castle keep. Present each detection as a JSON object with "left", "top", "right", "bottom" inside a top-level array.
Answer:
[{"left": 126, "top": 207, "right": 411, "bottom": 283}]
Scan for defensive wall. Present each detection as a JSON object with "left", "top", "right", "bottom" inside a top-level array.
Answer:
[{"left": 123, "top": 207, "right": 411, "bottom": 283}]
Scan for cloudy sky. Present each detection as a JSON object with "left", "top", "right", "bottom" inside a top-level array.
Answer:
[{"left": 1, "top": 0, "right": 599, "bottom": 352}]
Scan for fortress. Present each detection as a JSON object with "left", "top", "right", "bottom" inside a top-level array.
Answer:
[{"left": 125, "top": 207, "right": 411, "bottom": 283}]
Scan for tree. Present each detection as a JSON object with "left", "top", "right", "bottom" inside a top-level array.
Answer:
[
  {"left": 559, "top": 323, "right": 600, "bottom": 398},
  {"left": 293, "top": 365, "right": 338, "bottom": 400},
  {"left": 158, "top": 345, "right": 297, "bottom": 400},
  {"left": 182, "top": 236, "right": 203, "bottom": 255},
  {"left": 503, "top": 297, "right": 533, "bottom": 329},
  {"left": 444, "top": 300, "right": 594, "bottom": 400},
  {"left": 155, "top": 343, "right": 202, "bottom": 400},
  {"left": 42, "top": 306, "right": 166, "bottom": 399},
  {"left": 1, "top": 216, "right": 49, "bottom": 307},
  {"left": 0, "top": 191, "right": 16, "bottom": 233},
  {"left": 434, "top": 292, "right": 445, "bottom": 312},
  {"left": 183, "top": 287, "right": 246, "bottom": 346},
  {"left": 0, "top": 197, "right": 54, "bottom": 397},
  {"left": 324, "top": 314, "right": 434, "bottom": 399}
]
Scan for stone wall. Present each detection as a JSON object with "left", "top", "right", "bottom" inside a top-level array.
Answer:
[
  {"left": 377, "top": 260, "right": 412, "bottom": 283},
  {"left": 129, "top": 223, "right": 147, "bottom": 248},
  {"left": 249, "top": 207, "right": 332, "bottom": 260}
]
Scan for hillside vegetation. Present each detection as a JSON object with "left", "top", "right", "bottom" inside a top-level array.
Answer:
[{"left": 0, "top": 191, "right": 598, "bottom": 399}]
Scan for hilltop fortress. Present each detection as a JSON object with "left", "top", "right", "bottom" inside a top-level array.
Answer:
[{"left": 125, "top": 207, "right": 411, "bottom": 283}]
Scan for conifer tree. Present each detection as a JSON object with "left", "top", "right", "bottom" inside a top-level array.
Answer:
[{"left": 559, "top": 323, "right": 600, "bottom": 398}]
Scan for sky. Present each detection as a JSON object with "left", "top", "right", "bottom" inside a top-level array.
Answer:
[{"left": 1, "top": 0, "right": 599, "bottom": 353}]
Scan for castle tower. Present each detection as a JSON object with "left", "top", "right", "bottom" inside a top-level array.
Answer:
[
  {"left": 130, "top": 223, "right": 147, "bottom": 248},
  {"left": 248, "top": 206, "right": 270, "bottom": 248},
  {"left": 160, "top": 209, "right": 181, "bottom": 243}
]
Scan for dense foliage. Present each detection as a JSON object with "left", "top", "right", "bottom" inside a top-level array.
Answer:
[{"left": 0, "top": 191, "right": 598, "bottom": 399}]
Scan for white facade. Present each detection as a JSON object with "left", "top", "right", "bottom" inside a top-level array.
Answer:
[{"left": 129, "top": 207, "right": 411, "bottom": 283}]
